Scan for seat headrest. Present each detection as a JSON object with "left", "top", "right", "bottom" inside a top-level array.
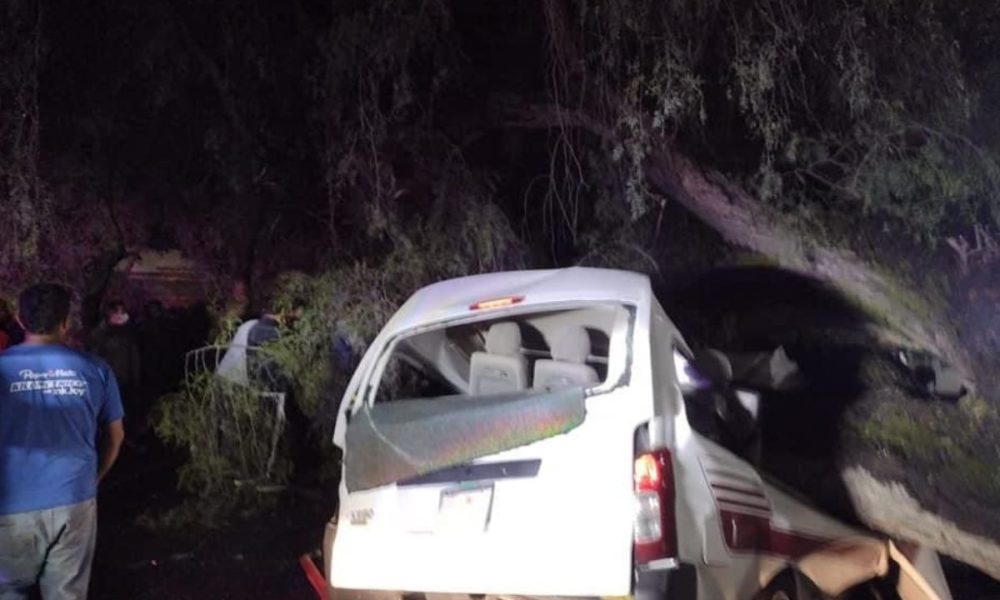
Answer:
[
  {"left": 550, "top": 326, "right": 591, "bottom": 364},
  {"left": 484, "top": 322, "right": 522, "bottom": 357}
]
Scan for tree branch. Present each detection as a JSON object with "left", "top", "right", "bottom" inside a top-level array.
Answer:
[
  {"left": 491, "top": 96, "right": 615, "bottom": 143},
  {"left": 162, "top": 0, "right": 258, "bottom": 152}
]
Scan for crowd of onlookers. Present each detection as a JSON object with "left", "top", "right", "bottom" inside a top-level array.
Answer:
[
  {"left": 0, "top": 282, "right": 352, "bottom": 598},
  {"left": 0, "top": 295, "right": 214, "bottom": 439},
  {"left": 87, "top": 300, "right": 187, "bottom": 438}
]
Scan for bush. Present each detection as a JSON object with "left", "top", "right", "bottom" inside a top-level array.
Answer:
[{"left": 151, "top": 199, "right": 527, "bottom": 524}]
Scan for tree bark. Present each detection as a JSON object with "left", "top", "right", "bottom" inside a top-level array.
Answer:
[
  {"left": 498, "top": 98, "right": 971, "bottom": 376},
  {"left": 644, "top": 143, "right": 973, "bottom": 379}
]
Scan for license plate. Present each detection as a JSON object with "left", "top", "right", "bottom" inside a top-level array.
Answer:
[{"left": 438, "top": 483, "right": 494, "bottom": 532}]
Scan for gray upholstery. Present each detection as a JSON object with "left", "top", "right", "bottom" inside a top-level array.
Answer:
[
  {"left": 549, "top": 324, "right": 591, "bottom": 363},
  {"left": 484, "top": 322, "right": 522, "bottom": 356},
  {"left": 534, "top": 325, "right": 599, "bottom": 390},
  {"left": 470, "top": 322, "right": 528, "bottom": 395}
]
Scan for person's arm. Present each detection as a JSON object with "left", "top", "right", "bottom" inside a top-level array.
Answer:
[{"left": 98, "top": 419, "right": 125, "bottom": 483}]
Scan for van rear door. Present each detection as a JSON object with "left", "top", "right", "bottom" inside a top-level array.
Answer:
[{"left": 330, "top": 305, "right": 641, "bottom": 597}]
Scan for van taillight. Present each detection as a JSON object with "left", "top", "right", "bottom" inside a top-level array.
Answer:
[{"left": 633, "top": 449, "right": 676, "bottom": 564}]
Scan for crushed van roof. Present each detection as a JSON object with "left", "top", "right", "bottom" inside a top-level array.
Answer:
[{"left": 380, "top": 267, "right": 651, "bottom": 337}]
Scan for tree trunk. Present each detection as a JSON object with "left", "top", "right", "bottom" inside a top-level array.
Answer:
[
  {"left": 497, "top": 97, "right": 998, "bottom": 579},
  {"left": 644, "top": 143, "right": 972, "bottom": 379},
  {"left": 643, "top": 143, "right": 1000, "bottom": 581}
]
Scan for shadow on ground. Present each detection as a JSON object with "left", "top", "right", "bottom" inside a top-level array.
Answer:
[
  {"left": 89, "top": 434, "right": 333, "bottom": 600},
  {"left": 661, "top": 266, "right": 878, "bottom": 519}
]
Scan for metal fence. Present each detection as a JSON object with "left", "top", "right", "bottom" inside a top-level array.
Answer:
[{"left": 184, "top": 344, "right": 287, "bottom": 484}]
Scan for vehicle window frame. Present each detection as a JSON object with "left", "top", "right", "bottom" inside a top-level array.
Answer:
[{"left": 362, "top": 300, "right": 636, "bottom": 407}]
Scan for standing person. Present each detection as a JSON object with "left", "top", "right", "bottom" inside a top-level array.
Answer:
[
  {"left": 246, "top": 302, "right": 304, "bottom": 390},
  {"left": 246, "top": 298, "right": 306, "bottom": 393},
  {"left": 138, "top": 301, "right": 172, "bottom": 405},
  {"left": 246, "top": 306, "right": 282, "bottom": 388},
  {"left": 89, "top": 301, "right": 141, "bottom": 417},
  {"left": 0, "top": 283, "right": 125, "bottom": 599},
  {"left": 215, "top": 317, "right": 259, "bottom": 386},
  {"left": 246, "top": 301, "right": 310, "bottom": 478}
]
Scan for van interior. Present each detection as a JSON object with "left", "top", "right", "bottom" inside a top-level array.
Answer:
[{"left": 373, "top": 304, "right": 627, "bottom": 404}]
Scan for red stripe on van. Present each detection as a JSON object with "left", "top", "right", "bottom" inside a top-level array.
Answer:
[{"left": 718, "top": 510, "right": 832, "bottom": 559}]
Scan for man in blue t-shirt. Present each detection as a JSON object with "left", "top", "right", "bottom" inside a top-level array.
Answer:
[{"left": 0, "top": 284, "right": 125, "bottom": 599}]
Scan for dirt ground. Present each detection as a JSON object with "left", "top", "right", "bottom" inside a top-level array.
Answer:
[{"left": 88, "top": 436, "right": 333, "bottom": 600}]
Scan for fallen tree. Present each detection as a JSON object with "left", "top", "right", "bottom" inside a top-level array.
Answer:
[
  {"left": 512, "top": 0, "right": 1000, "bottom": 581},
  {"left": 647, "top": 152, "right": 1000, "bottom": 579}
]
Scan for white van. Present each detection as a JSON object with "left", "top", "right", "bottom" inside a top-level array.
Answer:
[{"left": 325, "top": 268, "right": 952, "bottom": 600}]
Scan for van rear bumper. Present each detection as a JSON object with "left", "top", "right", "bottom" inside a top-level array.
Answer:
[
  {"left": 326, "top": 518, "right": 697, "bottom": 600},
  {"left": 327, "top": 564, "right": 699, "bottom": 600},
  {"left": 330, "top": 592, "right": 696, "bottom": 600}
]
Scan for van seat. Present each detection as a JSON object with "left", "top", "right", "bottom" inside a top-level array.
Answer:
[
  {"left": 469, "top": 322, "right": 528, "bottom": 395},
  {"left": 533, "top": 326, "right": 599, "bottom": 391}
]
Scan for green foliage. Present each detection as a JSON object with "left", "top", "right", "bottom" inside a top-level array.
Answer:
[
  {"left": 155, "top": 373, "right": 291, "bottom": 490},
  {"left": 152, "top": 193, "right": 527, "bottom": 525},
  {"left": 319, "top": 0, "right": 464, "bottom": 246},
  {"left": 724, "top": 0, "right": 998, "bottom": 241},
  {"left": 571, "top": 0, "right": 1000, "bottom": 243},
  {"left": 264, "top": 204, "right": 527, "bottom": 426},
  {"left": 578, "top": 0, "right": 711, "bottom": 220},
  {"left": 960, "top": 393, "right": 998, "bottom": 424},
  {"left": 154, "top": 1, "right": 530, "bottom": 522}
]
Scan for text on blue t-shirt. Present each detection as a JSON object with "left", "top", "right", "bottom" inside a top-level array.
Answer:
[{"left": 0, "top": 344, "right": 125, "bottom": 514}]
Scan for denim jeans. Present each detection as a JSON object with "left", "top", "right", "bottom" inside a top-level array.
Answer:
[{"left": 0, "top": 499, "right": 97, "bottom": 600}]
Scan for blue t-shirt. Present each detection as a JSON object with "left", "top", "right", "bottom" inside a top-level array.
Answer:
[{"left": 0, "top": 344, "right": 125, "bottom": 515}]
